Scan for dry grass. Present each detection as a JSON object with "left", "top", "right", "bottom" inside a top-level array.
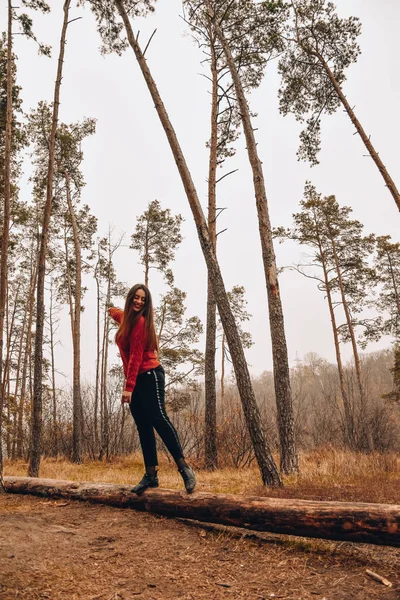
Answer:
[{"left": 4, "top": 447, "right": 400, "bottom": 504}]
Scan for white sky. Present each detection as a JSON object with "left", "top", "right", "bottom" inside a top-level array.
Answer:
[{"left": 3, "top": 0, "right": 400, "bottom": 386}]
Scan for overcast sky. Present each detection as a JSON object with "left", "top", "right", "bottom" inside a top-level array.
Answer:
[{"left": 3, "top": 0, "right": 399, "bottom": 385}]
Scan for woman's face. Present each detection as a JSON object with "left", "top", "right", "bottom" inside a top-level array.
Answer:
[{"left": 132, "top": 288, "right": 146, "bottom": 312}]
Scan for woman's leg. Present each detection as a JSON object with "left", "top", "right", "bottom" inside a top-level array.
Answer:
[
  {"left": 149, "top": 367, "right": 196, "bottom": 493},
  {"left": 129, "top": 376, "right": 158, "bottom": 493},
  {"left": 148, "top": 368, "right": 185, "bottom": 462}
]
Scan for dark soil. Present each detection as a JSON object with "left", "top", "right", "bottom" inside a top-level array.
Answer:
[{"left": 0, "top": 493, "right": 399, "bottom": 600}]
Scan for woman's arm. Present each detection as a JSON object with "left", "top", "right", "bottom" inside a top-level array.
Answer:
[
  {"left": 109, "top": 306, "right": 123, "bottom": 324},
  {"left": 125, "top": 317, "right": 146, "bottom": 394}
]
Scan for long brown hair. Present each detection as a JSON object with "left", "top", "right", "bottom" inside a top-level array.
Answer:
[{"left": 116, "top": 284, "right": 159, "bottom": 352}]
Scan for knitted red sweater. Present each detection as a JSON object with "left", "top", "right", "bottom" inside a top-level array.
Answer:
[{"left": 109, "top": 307, "right": 160, "bottom": 393}]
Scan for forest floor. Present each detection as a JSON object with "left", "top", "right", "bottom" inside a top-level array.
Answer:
[{"left": 1, "top": 451, "right": 400, "bottom": 600}]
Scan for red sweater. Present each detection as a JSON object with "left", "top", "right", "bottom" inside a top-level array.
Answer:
[{"left": 109, "top": 307, "right": 160, "bottom": 393}]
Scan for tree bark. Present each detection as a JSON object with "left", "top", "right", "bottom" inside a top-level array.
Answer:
[
  {"left": 315, "top": 53, "right": 400, "bottom": 212},
  {"left": 99, "top": 257, "right": 111, "bottom": 461},
  {"left": 48, "top": 280, "right": 58, "bottom": 456},
  {"left": 319, "top": 244, "right": 354, "bottom": 447},
  {"left": 144, "top": 222, "right": 149, "bottom": 287},
  {"left": 17, "top": 249, "right": 38, "bottom": 458},
  {"left": 4, "top": 476, "right": 400, "bottom": 547},
  {"left": 29, "top": 0, "right": 71, "bottom": 478},
  {"left": 94, "top": 249, "right": 102, "bottom": 454},
  {"left": 65, "top": 170, "right": 83, "bottom": 463},
  {"left": 204, "top": 32, "right": 218, "bottom": 471},
  {"left": 221, "top": 331, "right": 225, "bottom": 404},
  {"left": 329, "top": 235, "right": 373, "bottom": 451},
  {"left": 211, "top": 10, "right": 298, "bottom": 475},
  {"left": 114, "top": 0, "right": 282, "bottom": 487},
  {"left": 310, "top": 208, "right": 355, "bottom": 448},
  {"left": 11, "top": 290, "right": 28, "bottom": 459},
  {"left": 0, "top": 0, "right": 13, "bottom": 479}
]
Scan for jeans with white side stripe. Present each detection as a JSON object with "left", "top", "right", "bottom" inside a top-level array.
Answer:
[{"left": 129, "top": 365, "right": 184, "bottom": 467}]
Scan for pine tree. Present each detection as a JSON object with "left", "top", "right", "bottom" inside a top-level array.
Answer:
[
  {"left": 206, "top": 0, "right": 298, "bottom": 474},
  {"left": 0, "top": 0, "right": 49, "bottom": 475},
  {"left": 275, "top": 183, "right": 379, "bottom": 448},
  {"left": 130, "top": 199, "right": 182, "bottom": 286},
  {"left": 184, "top": 0, "right": 242, "bottom": 470},
  {"left": 29, "top": 0, "right": 72, "bottom": 477},
  {"left": 85, "top": 0, "right": 282, "bottom": 486},
  {"left": 279, "top": 0, "right": 400, "bottom": 210}
]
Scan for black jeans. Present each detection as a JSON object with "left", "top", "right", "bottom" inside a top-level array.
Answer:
[{"left": 129, "top": 366, "right": 184, "bottom": 467}]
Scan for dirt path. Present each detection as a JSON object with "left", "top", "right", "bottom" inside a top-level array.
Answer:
[{"left": 1, "top": 494, "right": 399, "bottom": 600}]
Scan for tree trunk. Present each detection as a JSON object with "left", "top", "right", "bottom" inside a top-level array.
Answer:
[
  {"left": 204, "top": 33, "right": 218, "bottom": 471},
  {"left": 94, "top": 251, "right": 101, "bottom": 454},
  {"left": 11, "top": 292, "right": 28, "bottom": 459},
  {"left": 114, "top": 0, "right": 281, "bottom": 487},
  {"left": 99, "top": 264, "right": 111, "bottom": 461},
  {"left": 100, "top": 314, "right": 110, "bottom": 461},
  {"left": 144, "top": 223, "right": 149, "bottom": 287},
  {"left": 318, "top": 243, "right": 355, "bottom": 447},
  {"left": 17, "top": 250, "right": 38, "bottom": 458},
  {"left": 0, "top": 0, "right": 13, "bottom": 479},
  {"left": 48, "top": 280, "right": 58, "bottom": 456},
  {"left": 29, "top": 0, "right": 71, "bottom": 478},
  {"left": 3, "top": 283, "right": 20, "bottom": 459},
  {"left": 211, "top": 10, "right": 298, "bottom": 475},
  {"left": 4, "top": 476, "right": 400, "bottom": 547},
  {"left": 65, "top": 170, "right": 83, "bottom": 463},
  {"left": 317, "top": 53, "right": 400, "bottom": 212},
  {"left": 329, "top": 235, "right": 373, "bottom": 451},
  {"left": 63, "top": 225, "right": 75, "bottom": 337},
  {"left": 221, "top": 331, "right": 225, "bottom": 404}
]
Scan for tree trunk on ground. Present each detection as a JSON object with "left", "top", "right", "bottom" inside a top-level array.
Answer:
[
  {"left": 4, "top": 476, "right": 400, "bottom": 547},
  {"left": 115, "top": 0, "right": 281, "bottom": 487},
  {"left": 316, "top": 53, "right": 400, "bottom": 212},
  {"left": 0, "top": 0, "right": 13, "bottom": 480},
  {"left": 65, "top": 170, "right": 83, "bottom": 463},
  {"left": 29, "top": 0, "right": 71, "bottom": 478},
  {"left": 204, "top": 33, "right": 218, "bottom": 471},
  {"left": 211, "top": 11, "right": 298, "bottom": 475}
]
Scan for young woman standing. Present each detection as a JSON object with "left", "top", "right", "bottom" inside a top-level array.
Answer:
[{"left": 109, "top": 284, "right": 196, "bottom": 494}]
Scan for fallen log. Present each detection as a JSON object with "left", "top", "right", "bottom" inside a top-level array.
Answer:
[{"left": 3, "top": 476, "right": 399, "bottom": 547}]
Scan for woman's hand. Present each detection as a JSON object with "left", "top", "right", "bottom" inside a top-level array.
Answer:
[{"left": 121, "top": 390, "right": 131, "bottom": 405}]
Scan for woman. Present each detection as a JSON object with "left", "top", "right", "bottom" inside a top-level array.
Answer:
[{"left": 109, "top": 283, "right": 196, "bottom": 494}]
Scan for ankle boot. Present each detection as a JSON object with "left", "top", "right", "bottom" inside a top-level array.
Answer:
[
  {"left": 178, "top": 465, "right": 196, "bottom": 493},
  {"left": 131, "top": 472, "right": 159, "bottom": 495}
]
